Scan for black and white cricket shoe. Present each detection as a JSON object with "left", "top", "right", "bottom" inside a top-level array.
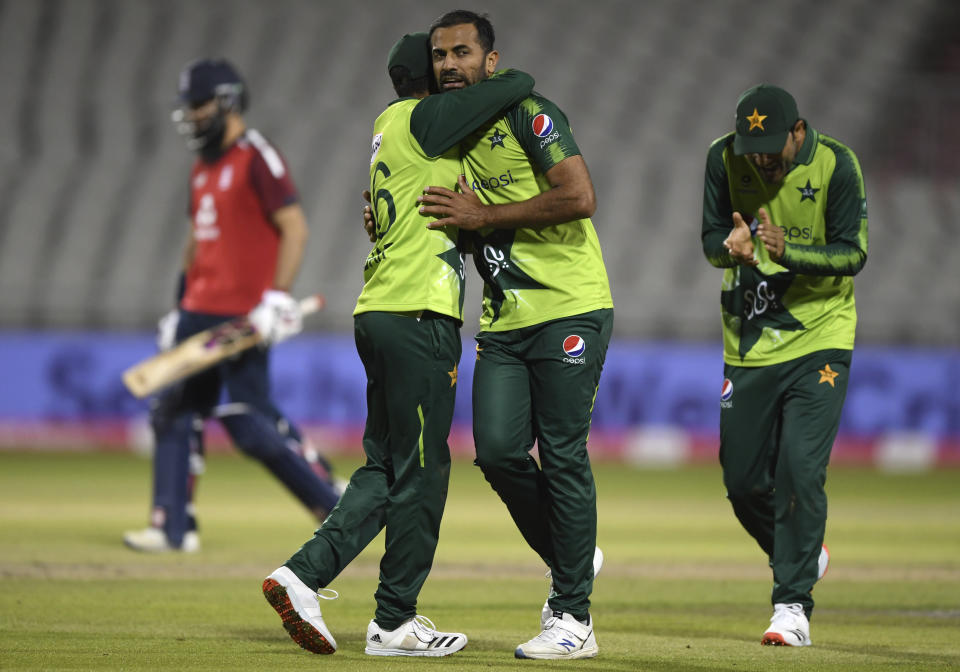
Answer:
[{"left": 364, "top": 615, "right": 467, "bottom": 657}]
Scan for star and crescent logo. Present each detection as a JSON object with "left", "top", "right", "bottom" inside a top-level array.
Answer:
[
  {"left": 818, "top": 363, "right": 839, "bottom": 387},
  {"left": 488, "top": 128, "right": 507, "bottom": 149},
  {"left": 797, "top": 179, "right": 820, "bottom": 202},
  {"left": 746, "top": 108, "right": 767, "bottom": 132},
  {"left": 448, "top": 364, "right": 458, "bottom": 387}
]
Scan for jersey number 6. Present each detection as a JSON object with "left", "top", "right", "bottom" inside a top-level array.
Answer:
[{"left": 372, "top": 161, "right": 396, "bottom": 239}]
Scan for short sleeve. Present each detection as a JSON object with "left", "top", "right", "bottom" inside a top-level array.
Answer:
[
  {"left": 247, "top": 130, "right": 299, "bottom": 215},
  {"left": 507, "top": 94, "right": 581, "bottom": 174}
]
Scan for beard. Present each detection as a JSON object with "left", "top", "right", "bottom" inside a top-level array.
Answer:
[
  {"left": 192, "top": 114, "right": 228, "bottom": 162},
  {"left": 437, "top": 65, "right": 487, "bottom": 92},
  {"left": 756, "top": 157, "right": 793, "bottom": 183}
]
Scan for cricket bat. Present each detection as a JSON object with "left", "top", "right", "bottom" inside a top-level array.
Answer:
[{"left": 122, "top": 294, "right": 325, "bottom": 399}]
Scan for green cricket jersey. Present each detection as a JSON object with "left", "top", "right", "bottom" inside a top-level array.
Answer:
[
  {"left": 356, "top": 69, "right": 534, "bottom": 319},
  {"left": 702, "top": 126, "right": 868, "bottom": 366},
  {"left": 458, "top": 94, "right": 613, "bottom": 331}
]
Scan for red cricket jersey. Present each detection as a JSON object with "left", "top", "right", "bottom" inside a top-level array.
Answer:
[{"left": 181, "top": 129, "right": 299, "bottom": 315}]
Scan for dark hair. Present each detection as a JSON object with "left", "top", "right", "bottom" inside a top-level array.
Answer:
[
  {"left": 389, "top": 65, "right": 430, "bottom": 98},
  {"left": 428, "top": 9, "right": 495, "bottom": 53}
]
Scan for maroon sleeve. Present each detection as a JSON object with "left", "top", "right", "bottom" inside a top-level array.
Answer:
[{"left": 249, "top": 140, "right": 299, "bottom": 215}]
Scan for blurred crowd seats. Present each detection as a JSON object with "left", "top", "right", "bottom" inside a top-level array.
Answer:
[{"left": 0, "top": 0, "right": 956, "bottom": 344}]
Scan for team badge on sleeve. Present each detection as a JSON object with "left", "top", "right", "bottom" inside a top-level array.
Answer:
[
  {"left": 532, "top": 114, "right": 554, "bottom": 138},
  {"left": 370, "top": 133, "right": 382, "bottom": 166},
  {"left": 562, "top": 335, "right": 586, "bottom": 364},
  {"left": 533, "top": 113, "right": 561, "bottom": 148}
]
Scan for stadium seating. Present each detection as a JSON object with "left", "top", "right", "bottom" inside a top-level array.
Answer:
[{"left": 0, "top": 0, "right": 954, "bottom": 343}]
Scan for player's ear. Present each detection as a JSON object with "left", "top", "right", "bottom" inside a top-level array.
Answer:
[{"left": 485, "top": 49, "right": 499, "bottom": 76}]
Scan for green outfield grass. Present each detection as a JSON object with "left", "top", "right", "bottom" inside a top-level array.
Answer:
[{"left": 1, "top": 450, "right": 958, "bottom": 671}]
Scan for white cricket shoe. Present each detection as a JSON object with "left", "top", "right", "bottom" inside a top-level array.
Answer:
[
  {"left": 364, "top": 615, "right": 467, "bottom": 657},
  {"left": 761, "top": 602, "right": 811, "bottom": 646},
  {"left": 818, "top": 544, "right": 830, "bottom": 580},
  {"left": 262, "top": 566, "right": 337, "bottom": 654},
  {"left": 123, "top": 527, "right": 199, "bottom": 553},
  {"left": 516, "top": 611, "right": 598, "bottom": 659},
  {"left": 541, "top": 546, "right": 604, "bottom": 628}
]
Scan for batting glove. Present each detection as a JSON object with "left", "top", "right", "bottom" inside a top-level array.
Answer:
[
  {"left": 156, "top": 309, "right": 180, "bottom": 351},
  {"left": 249, "top": 289, "right": 303, "bottom": 345}
]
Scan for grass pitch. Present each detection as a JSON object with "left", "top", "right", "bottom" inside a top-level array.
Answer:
[{"left": 0, "top": 450, "right": 958, "bottom": 671}]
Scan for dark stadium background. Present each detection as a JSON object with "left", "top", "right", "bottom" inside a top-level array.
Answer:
[{"left": 1, "top": 0, "right": 958, "bottom": 470}]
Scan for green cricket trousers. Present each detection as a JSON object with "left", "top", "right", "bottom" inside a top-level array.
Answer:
[
  {"left": 720, "top": 348, "right": 852, "bottom": 617},
  {"left": 285, "top": 310, "right": 461, "bottom": 630},
  {"left": 472, "top": 308, "right": 613, "bottom": 622}
]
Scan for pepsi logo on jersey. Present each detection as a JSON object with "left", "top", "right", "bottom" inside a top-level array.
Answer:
[
  {"left": 782, "top": 225, "right": 813, "bottom": 240},
  {"left": 562, "top": 334, "right": 586, "bottom": 364},
  {"left": 532, "top": 114, "right": 554, "bottom": 137},
  {"left": 468, "top": 170, "right": 516, "bottom": 192},
  {"left": 720, "top": 378, "right": 734, "bottom": 408},
  {"left": 533, "top": 113, "right": 561, "bottom": 149}
]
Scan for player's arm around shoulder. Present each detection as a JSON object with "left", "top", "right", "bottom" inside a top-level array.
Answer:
[{"left": 411, "top": 68, "right": 536, "bottom": 157}]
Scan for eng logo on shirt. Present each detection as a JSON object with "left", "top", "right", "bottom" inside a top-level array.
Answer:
[
  {"left": 720, "top": 378, "right": 734, "bottom": 408},
  {"left": 562, "top": 335, "right": 586, "bottom": 364},
  {"left": 532, "top": 114, "right": 554, "bottom": 138},
  {"left": 218, "top": 165, "right": 234, "bottom": 190}
]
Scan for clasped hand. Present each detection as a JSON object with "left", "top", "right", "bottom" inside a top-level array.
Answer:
[{"left": 724, "top": 207, "right": 785, "bottom": 265}]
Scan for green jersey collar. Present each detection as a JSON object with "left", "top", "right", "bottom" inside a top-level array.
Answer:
[
  {"left": 794, "top": 123, "right": 817, "bottom": 166},
  {"left": 387, "top": 96, "right": 419, "bottom": 107}
]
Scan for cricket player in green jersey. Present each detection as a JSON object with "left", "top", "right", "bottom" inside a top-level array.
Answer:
[
  {"left": 418, "top": 10, "right": 613, "bottom": 660},
  {"left": 701, "top": 84, "right": 868, "bottom": 647},
  {"left": 262, "top": 33, "right": 534, "bottom": 658}
]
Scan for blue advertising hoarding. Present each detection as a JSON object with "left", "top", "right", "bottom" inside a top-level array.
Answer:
[{"left": 1, "top": 331, "right": 958, "bottom": 466}]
